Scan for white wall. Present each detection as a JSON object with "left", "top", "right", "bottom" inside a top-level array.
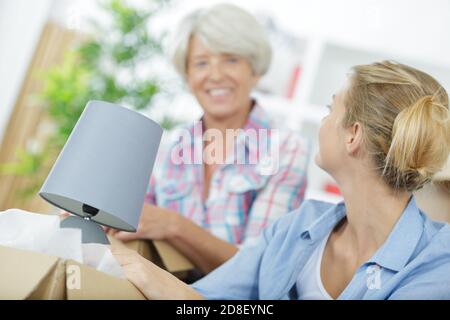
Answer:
[
  {"left": 158, "top": 0, "right": 450, "bottom": 67},
  {"left": 34, "top": 0, "right": 450, "bottom": 67},
  {"left": 268, "top": 0, "right": 450, "bottom": 66},
  {"left": 0, "top": 0, "right": 52, "bottom": 144},
  {"left": 1, "top": 0, "right": 450, "bottom": 142}
]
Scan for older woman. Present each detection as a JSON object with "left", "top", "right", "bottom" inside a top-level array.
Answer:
[
  {"left": 110, "top": 4, "right": 309, "bottom": 276},
  {"left": 113, "top": 61, "right": 450, "bottom": 299}
]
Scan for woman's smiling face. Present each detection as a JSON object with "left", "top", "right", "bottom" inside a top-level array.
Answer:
[{"left": 186, "top": 35, "right": 260, "bottom": 120}]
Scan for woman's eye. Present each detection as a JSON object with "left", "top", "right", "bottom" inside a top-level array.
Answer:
[
  {"left": 326, "top": 104, "right": 332, "bottom": 112},
  {"left": 193, "top": 61, "right": 207, "bottom": 68},
  {"left": 226, "top": 57, "right": 239, "bottom": 63}
]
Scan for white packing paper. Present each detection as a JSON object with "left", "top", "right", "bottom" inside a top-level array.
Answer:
[
  {"left": 0, "top": 208, "right": 124, "bottom": 278},
  {"left": 82, "top": 243, "right": 125, "bottom": 278}
]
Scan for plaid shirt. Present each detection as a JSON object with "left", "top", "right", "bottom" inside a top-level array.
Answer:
[{"left": 145, "top": 104, "right": 309, "bottom": 246}]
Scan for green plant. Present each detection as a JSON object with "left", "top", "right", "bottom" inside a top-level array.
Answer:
[{"left": 1, "top": 0, "right": 176, "bottom": 199}]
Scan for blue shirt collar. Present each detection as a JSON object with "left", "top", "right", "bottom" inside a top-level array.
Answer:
[
  {"left": 300, "top": 201, "right": 346, "bottom": 242},
  {"left": 299, "top": 197, "right": 424, "bottom": 272},
  {"left": 368, "top": 196, "right": 424, "bottom": 272}
]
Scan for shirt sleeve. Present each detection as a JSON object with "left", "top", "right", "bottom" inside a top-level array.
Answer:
[
  {"left": 190, "top": 214, "right": 285, "bottom": 299},
  {"left": 241, "top": 133, "right": 309, "bottom": 247}
]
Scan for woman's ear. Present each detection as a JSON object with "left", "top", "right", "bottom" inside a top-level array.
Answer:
[{"left": 345, "top": 122, "right": 363, "bottom": 155}]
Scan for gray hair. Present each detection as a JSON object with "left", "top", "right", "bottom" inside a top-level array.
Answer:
[{"left": 169, "top": 3, "right": 272, "bottom": 78}]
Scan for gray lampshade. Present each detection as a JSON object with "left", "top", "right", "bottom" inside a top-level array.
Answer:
[{"left": 39, "top": 100, "right": 162, "bottom": 232}]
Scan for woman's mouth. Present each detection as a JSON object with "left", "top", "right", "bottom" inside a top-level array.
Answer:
[{"left": 206, "top": 88, "right": 233, "bottom": 101}]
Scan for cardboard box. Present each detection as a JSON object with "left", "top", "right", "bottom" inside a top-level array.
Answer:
[
  {"left": 0, "top": 239, "right": 194, "bottom": 299},
  {"left": 0, "top": 244, "right": 144, "bottom": 299},
  {"left": 107, "top": 237, "right": 194, "bottom": 277}
]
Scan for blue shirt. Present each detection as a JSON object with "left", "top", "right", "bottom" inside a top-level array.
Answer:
[{"left": 191, "top": 197, "right": 450, "bottom": 299}]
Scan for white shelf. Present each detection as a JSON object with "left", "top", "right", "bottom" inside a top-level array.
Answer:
[
  {"left": 298, "top": 104, "right": 327, "bottom": 124},
  {"left": 254, "top": 93, "right": 327, "bottom": 126},
  {"left": 308, "top": 42, "right": 450, "bottom": 107}
]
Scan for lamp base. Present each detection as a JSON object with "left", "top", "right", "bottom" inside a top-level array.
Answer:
[{"left": 60, "top": 216, "right": 110, "bottom": 244}]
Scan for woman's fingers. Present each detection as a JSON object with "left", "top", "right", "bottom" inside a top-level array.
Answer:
[
  {"left": 110, "top": 244, "right": 135, "bottom": 255},
  {"left": 58, "top": 211, "right": 70, "bottom": 220},
  {"left": 108, "top": 228, "right": 121, "bottom": 235},
  {"left": 111, "top": 244, "right": 198, "bottom": 300},
  {"left": 110, "top": 245, "right": 153, "bottom": 294},
  {"left": 110, "top": 245, "right": 140, "bottom": 265},
  {"left": 113, "top": 230, "right": 140, "bottom": 242}
]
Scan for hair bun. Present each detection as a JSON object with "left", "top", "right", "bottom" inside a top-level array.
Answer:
[{"left": 385, "top": 93, "right": 449, "bottom": 190}]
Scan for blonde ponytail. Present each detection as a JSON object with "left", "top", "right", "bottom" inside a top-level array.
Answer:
[
  {"left": 345, "top": 61, "right": 450, "bottom": 192},
  {"left": 384, "top": 95, "right": 450, "bottom": 191}
]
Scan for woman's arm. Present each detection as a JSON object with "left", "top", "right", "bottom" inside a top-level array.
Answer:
[
  {"left": 113, "top": 210, "right": 285, "bottom": 300},
  {"left": 167, "top": 213, "right": 239, "bottom": 274},
  {"left": 113, "top": 204, "right": 238, "bottom": 274},
  {"left": 111, "top": 245, "right": 204, "bottom": 300}
]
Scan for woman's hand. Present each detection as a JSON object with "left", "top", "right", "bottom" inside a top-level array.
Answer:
[
  {"left": 111, "top": 245, "right": 203, "bottom": 300},
  {"left": 111, "top": 203, "right": 181, "bottom": 242},
  {"left": 58, "top": 210, "right": 70, "bottom": 220}
]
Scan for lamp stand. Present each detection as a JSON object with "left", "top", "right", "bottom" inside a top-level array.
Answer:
[{"left": 60, "top": 204, "right": 110, "bottom": 244}]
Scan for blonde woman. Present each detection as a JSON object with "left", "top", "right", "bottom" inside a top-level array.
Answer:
[
  {"left": 112, "top": 61, "right": 450, "bottom": 299},
  {"left": 108, "top": 3, "right": 309, "bottom": 278}
]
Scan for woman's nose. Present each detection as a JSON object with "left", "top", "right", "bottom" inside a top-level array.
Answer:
[{"left": 208, "top": 62, "right": 225, "bottom": 81}]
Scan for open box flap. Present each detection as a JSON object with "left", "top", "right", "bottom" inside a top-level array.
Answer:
[
  {"left": 107, "top": 236, "right": 193, "bottom": 273},
  {"left": 66, "top": 260, "right": 145, "bottom": 300},
  {"left": 153, "top": 240, "right": 194, "bottom": 273},
  {"left": 0, "top": 245, "right": 59, "bottom": 299}
]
